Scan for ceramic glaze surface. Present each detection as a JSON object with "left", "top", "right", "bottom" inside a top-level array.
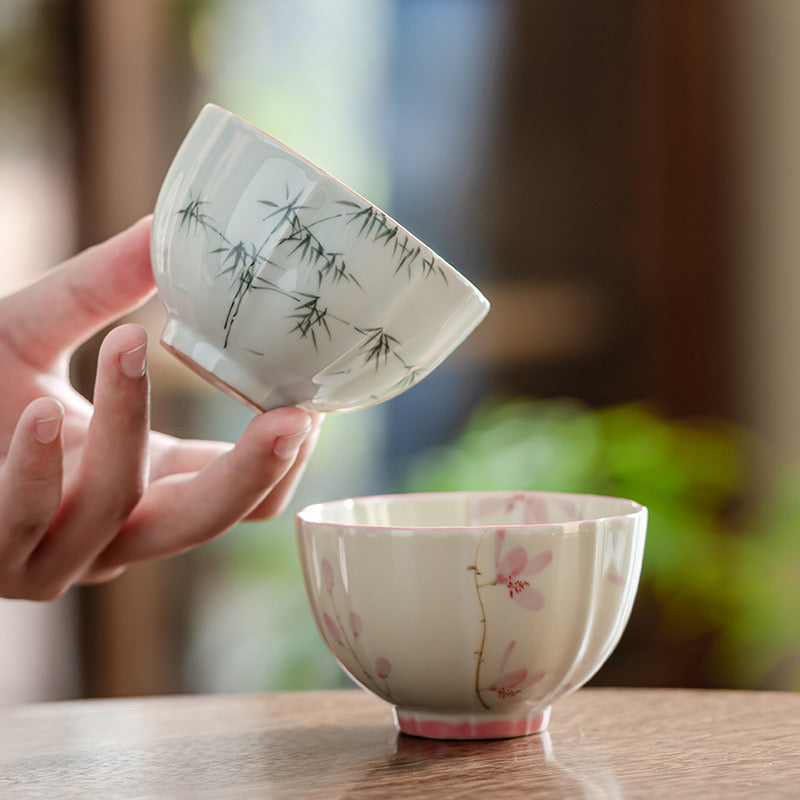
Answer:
[
  {"left": 151, "top": 104, "right": 489, "bottom": 412},
  {"left": 296, "top": 491, "right": 647, "bottom": 740}
]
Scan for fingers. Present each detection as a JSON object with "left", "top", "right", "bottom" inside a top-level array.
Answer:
[
  {"left": 29, "top": 324, "right": 151, "bottom": 593},
  {"left": 91, "top": 407, "right": 315, "bottom": 570},
  {"left": 246, "top": 412, "right": 324, "bottom": 519},
  {"left": 0, "top": 216, "right": 155, "bottom": 370},
  {"left": 81, "top": 322, "right": 151, "bottom": 500},
  {"left": 0, "top": 397, "right": 64, "bottom": 596},
  {"left": 146, "top": 432, "right": 232, "bottom": 480}
]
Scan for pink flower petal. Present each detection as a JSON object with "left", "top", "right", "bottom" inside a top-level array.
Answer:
[
  {"left": 524, "top": 495, "right": 549, "bottom": 524},
  {"left": 322, "top": 613, "right": 343, "bottom": 646},
  {"left": 559, "top": 498, "right": 580, "bottom": 519},
  {"left": 512, "top": 584, "right": 545, "bottom": 611},
  {"left": 504, "top": 493, "right": 527, "bottom": 515},
  {"left": 521, "top": 549, "right": 552, "bottom": 577},
  {"left": 349, "top": 611, "right": 362, "bottom": 637},
  {"left": 519, "top": 669, "right": 546, "bottom": 689},
  {"left": 321, "top": 559, "right": 335, "bottom": 594},
  {"left": 606, "top": 569, "right": 625, "bottom": 586},
  {"left": 375, "top": 656, "right": 392, "bottom": 679},
  {"left": 490, "top": 668, "right": 546, "bottom": 695},
  {"left": 499, "top": 640, "right": 517, "bottom": 674},
  {"left": 491, "top": 668, "right": 528, "bottom": 690},
  {"left": 496, "top": 545, "right": 528, "bottom": 583},
  {"left": 494, "top": 529, "right": 507, "bottom": 566},
  {"left": 472, "top": 497, "right": 505, "bottom": 524}
]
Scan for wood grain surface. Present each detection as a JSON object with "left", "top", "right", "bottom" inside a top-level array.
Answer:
[{"left": 0, "top": 688, "right": 797, "bottom": 798}]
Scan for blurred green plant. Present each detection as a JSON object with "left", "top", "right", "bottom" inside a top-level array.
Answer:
[
  {"left": 716, "top": 462, "right": 800, "bottom": 690},
  {"left": 404, "top": 397, "right": 800, "bottom": 691}
]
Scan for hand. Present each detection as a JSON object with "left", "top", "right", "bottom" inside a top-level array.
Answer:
[{"left": 0, "top": 217, "right": 323, "bottom": 600}]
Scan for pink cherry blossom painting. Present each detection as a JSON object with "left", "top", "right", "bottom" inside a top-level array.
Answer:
[
  {"left": 317, "top": 525, "right": 553, "bottom": 714},
  {"left": 318, "top": 558, "right": 394, "bottom": 701},
  {"left": 468, "top": 529, "right": 552, "bottom": 710},
  {"left": 488, "top": 641, "right": 546, "bottom": 699}
]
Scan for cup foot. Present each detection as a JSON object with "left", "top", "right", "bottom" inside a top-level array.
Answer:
[
  {"left": 394, "top": 706, "right": 551, "bottom": 740},
  {"left": 159, "top": 317, "right": 303, "bottom": 412},
  {"left": 161, "top": 339, "right": 267, "bottom": 413}
]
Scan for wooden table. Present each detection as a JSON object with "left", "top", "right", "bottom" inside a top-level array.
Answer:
[{"left": 0, "top": 688, "right": 797, "bottom": 798}]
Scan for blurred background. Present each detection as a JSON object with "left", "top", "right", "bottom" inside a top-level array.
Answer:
[{"left": 2, "top": 0, "right": 800, "bottom": 701}]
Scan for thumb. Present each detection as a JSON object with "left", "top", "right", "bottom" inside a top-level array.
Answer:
[{"left": 0, "top": 216, "right": 156, "bottom": 368}]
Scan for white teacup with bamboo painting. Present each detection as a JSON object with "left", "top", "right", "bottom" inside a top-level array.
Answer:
[
  {"left": 150, "top": 104, "right": 489, "bottom": 413},
  {"left": 296, "top": 491, "right": 647, "bottom": 740}
]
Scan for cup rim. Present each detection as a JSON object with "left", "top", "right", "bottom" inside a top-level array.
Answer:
[
  {"left": 196, "top": 103, "right": 489, "bottom": 301},
  {"left": 296, "top": 489, "right": 647, "bottom": 531},
  {"left": 204, "top": 102, "right": 371, "bottom": 204}
]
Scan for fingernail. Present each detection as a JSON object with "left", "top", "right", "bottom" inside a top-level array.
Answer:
[
  {"left": 273, "top": 428, "right": 310, "bottom": 460},
  {"left": 120, "top": 342, "right": 147, "bottom": 379},
  {"left": 34, "top": 413, "right": 63, "bottom": 445}
]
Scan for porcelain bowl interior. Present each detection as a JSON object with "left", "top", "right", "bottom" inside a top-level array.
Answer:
[
  {"left": 150, "top": 104, "right": 490, "bottom": 413},
  {"left": 295, "top": 490, "right": 647, "bottom": 739}
]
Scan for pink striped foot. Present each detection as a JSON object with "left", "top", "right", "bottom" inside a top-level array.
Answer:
[{"left": 394, "top": 706, "right": 551, "bottom": 740}]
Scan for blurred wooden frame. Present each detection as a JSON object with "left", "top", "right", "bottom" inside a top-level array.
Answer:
[
  {"left": 458, "top": 280, "right": 607, "bottom": 366},
  {"left": 70, "top": 0, "right": 192, "bottom": 698},
  {"left": 631, "top": 0, "right": 733, "bottom": 416}
]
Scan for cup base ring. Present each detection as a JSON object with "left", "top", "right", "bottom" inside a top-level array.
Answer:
[
  {"left": 394, "top": 705, "right": 551, "bottom": 740},
  {"left": 160, "top": 339, "right": 268, "bottom": 413}
]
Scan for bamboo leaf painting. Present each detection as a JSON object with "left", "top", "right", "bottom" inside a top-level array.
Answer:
[
  {"left": 287, "top": 293, "right": 333, "bottom": 351},
  {"left": 177, "top": 197, "right": 219, "bottom": 237},
  {"left": 422, "top": 254, "right": 448, "bottom": 283},
  {"left": 215, "top": 240, "right": 261, "bottom": 284},
  {"left": 337, "top": 200, "right": 449, "bottom": 284},
  {"left": 355, "top": 327, "right": 403, "bottom": 370},
  {"left": 172, "top": 186, "right": 438, "bottom": 390},
  {"left": 260, "top": 186, "right": 312, "bottom": 238},
  {"left": 280, "top": 215, "right": 362, "bottom": 290}
]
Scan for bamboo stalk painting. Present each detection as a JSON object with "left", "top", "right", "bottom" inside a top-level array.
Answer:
[{"left": 174, "top": 190, "right": 453, "bottom": 385}]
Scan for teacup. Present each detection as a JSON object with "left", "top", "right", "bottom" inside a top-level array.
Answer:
[
  {"left": 296, "top": 490, "right": 647, "bottom": 739},
  {"left": 150, "top": 104, "right": 490, "bottom": 413}
]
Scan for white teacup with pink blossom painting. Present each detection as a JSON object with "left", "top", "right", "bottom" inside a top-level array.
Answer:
[{"left": 296, "top": 490, "right": 647, "bottom": 740}]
